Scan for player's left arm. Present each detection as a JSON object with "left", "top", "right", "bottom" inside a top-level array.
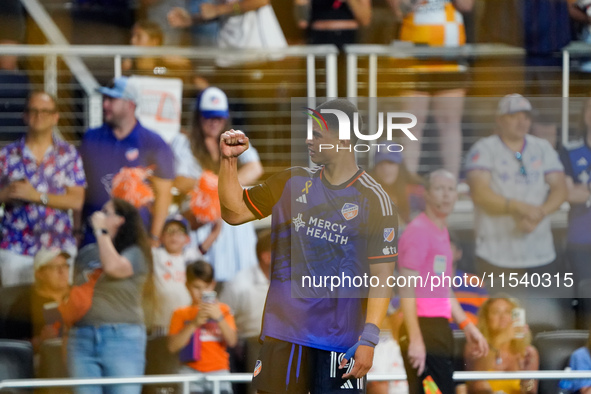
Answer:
[
  {"left": 341, "top": 261, "right": 395, "bottom": 379},
  {"left": 150, "top": 176, "right": 173, "bottom": 244}
]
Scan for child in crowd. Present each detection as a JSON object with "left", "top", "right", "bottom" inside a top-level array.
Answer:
[
  {"left": 168, "top": 260, "right": 237, "bottom": 394},
  {"left": 151, "top": 215, "right": 200, "bottom": 336}
]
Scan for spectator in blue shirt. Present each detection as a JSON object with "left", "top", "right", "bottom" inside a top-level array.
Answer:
[{"left": 79, "top": 77, "right": 174, "bottom": 248}]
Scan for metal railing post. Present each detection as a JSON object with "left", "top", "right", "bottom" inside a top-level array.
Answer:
[
  {"left": 347, "top": 53, "right": 358, "bottom": 98},
  {"left": 212, "top": 380, "right": 221, "bottom": 394},
  {"left": 114, "top": 55, "right": 122, "bottom": 79},
  {"left": 44, "top": 54, "right": 58, "bottom": 97},
  {"left": 182, "top": 380, "right": 190, "bottom": 394},
  {"left": 88, "top": 94, "right": 103, "bottom": 129},
  {"left": 562, "top": 50, "right": 570, "bottom": 146},
  {"left": 368, "top": 54, "right": 378, "bottom": 152},
  {"left": 307, "top": 54, "right": 316, "bottom": 99},
  {"left": 326, "top": 53, "right": 338, "bottom": 98}
]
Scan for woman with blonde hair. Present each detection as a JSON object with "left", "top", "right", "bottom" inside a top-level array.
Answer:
[{"left": 465, "top": 295, "right": 539, "bottom": 394}]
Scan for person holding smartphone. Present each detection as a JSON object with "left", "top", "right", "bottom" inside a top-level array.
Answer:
[
  {"left": 465, "top": 295, "right": 539, "bottom": 394},
  {"left": 168, "top": 260, "right": 237, "bottom": 394}
]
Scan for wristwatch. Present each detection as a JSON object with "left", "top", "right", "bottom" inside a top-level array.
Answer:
[
  {"left": 95, "top": 228, "right": 108, "bottom": 237},
  {"left": 39, "top": 192, "right": 48, "bottom": 205}
]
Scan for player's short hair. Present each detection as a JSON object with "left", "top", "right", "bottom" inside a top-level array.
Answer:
[
  {"left": 315, "top": 99, "right": 361, "bottom": 144},
  {"left": 256, "top": 229, "right": 272, "bottom": 260},
  {"left": 186, "top": 259, "right": 214, "bottom": 283},
  {"left": 424, "top": 169, "right": 456, "bottom": 191}
]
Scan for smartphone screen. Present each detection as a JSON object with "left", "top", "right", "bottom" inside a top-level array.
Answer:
[{"left": 202, "top": 291, "right": 217, "bottom": 304}]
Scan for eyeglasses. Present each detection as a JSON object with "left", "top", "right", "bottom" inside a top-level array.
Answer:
[
  {"left": 26, "top": 108, "right": 57, "bottom": 116},
  {"left": 514, "top": 152, "right": 527, "bottom": 177}
]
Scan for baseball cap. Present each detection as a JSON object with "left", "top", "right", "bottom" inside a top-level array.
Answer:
[
  {"left": 497, "top": 94, "right": 532, "bottom": 116},
  {"left": 198, "top": 87, "right": 229, "bottom": 119},
  {"left": 97, "top": 76, "right": 138, "bottom": 103},
  {"left": 34, "top": 248, "right": 71, "bottom": 271},
  {"left": 164, "top": 214, "right": 190, "bottom": 234},
  {"left": 374, "top": 147, "right": 403, "bottom": 166}
]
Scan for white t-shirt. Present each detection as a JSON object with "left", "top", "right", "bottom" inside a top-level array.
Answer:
[
  {"left": 465, "top": 134, "right": 564, "bottom": 268},
  {"left": 219, "top": 264, "right": 269, "bottom": 339},
  {"left": 151, "top": 246, "right": 201, "bottom": 333}
]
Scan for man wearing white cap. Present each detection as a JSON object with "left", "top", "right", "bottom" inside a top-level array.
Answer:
[
  {"left": 465, "top": 94, "right": 567, "bottom": 277},
  {"left": 80, "top": 76, "right": 175, "bottom": 247},
  {"left": 7, "top": 247, "right": 70, "bottom": 350}
]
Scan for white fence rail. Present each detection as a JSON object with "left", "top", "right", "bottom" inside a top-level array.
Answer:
[{"left": 1, "top": 371, "right": 590, "bottom": 394}]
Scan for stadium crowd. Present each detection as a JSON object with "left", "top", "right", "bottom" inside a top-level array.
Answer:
[{"left": 1, "top": 0, "right": 591, "bottom": 394}]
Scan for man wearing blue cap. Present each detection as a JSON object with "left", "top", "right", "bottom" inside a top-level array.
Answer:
[{"left": 79, "top": 76, "right": 175, "bottom": 247}]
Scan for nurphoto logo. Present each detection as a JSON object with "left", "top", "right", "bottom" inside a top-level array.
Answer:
[{"left": 303, "top": 107, "right": 418, "bottom": 152}]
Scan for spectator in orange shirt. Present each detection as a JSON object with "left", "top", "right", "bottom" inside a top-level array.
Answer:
[{"left": 168, "top": 260, "right": 237, "bottom": 394}]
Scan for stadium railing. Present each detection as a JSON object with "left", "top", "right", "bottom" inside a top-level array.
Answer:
[{"left": 2, "top": 370, "right": 591, "bottom": 394}]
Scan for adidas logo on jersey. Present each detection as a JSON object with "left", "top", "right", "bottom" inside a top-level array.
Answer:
[{"left": 296, "top": 194, "right": 307, "bottom": 204}]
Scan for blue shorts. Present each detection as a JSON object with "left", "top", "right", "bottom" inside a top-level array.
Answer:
[{"left": 252, "top": 337, "right": 366, "bottom": 394}]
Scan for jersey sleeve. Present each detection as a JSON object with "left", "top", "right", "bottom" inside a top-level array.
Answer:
[
  {"left": 366, "top": 193, "right": 399, "bottom": 264},
  {"left": 464, "top": 139, "right": 493, "bottom": 173},
  {"left": 243, "top": 168, "right": 293, "bottom": 219}
]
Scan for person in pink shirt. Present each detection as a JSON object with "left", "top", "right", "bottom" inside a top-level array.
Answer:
[{"left": 399, "top": 169, "right": 488, "bottom": 394}]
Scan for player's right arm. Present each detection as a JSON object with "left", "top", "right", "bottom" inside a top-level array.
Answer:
[{"left": 219, "top": 130, "right": 257, "bottom": 225}]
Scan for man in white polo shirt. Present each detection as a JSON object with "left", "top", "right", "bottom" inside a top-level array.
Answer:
[{"left": 465, "top": 94, "right": 567, "bottom": 277}]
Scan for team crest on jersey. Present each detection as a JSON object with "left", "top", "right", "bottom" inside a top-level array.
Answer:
[
  {"left": 383, "top": 228, "right": 395, "bottom": 242},
  {"left": 125, "top": 148, "right": 139, "bottom": 162},
  {"left": 253, "top": 360, "right": 262, "bottom": 377},
  {"left": 341, "top": 203, "right": 358, "bottom": 220}
]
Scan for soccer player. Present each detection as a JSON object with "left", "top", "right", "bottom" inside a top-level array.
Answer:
[{"left": 218, "top": 99, "right": 398, "bottom": 393}]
